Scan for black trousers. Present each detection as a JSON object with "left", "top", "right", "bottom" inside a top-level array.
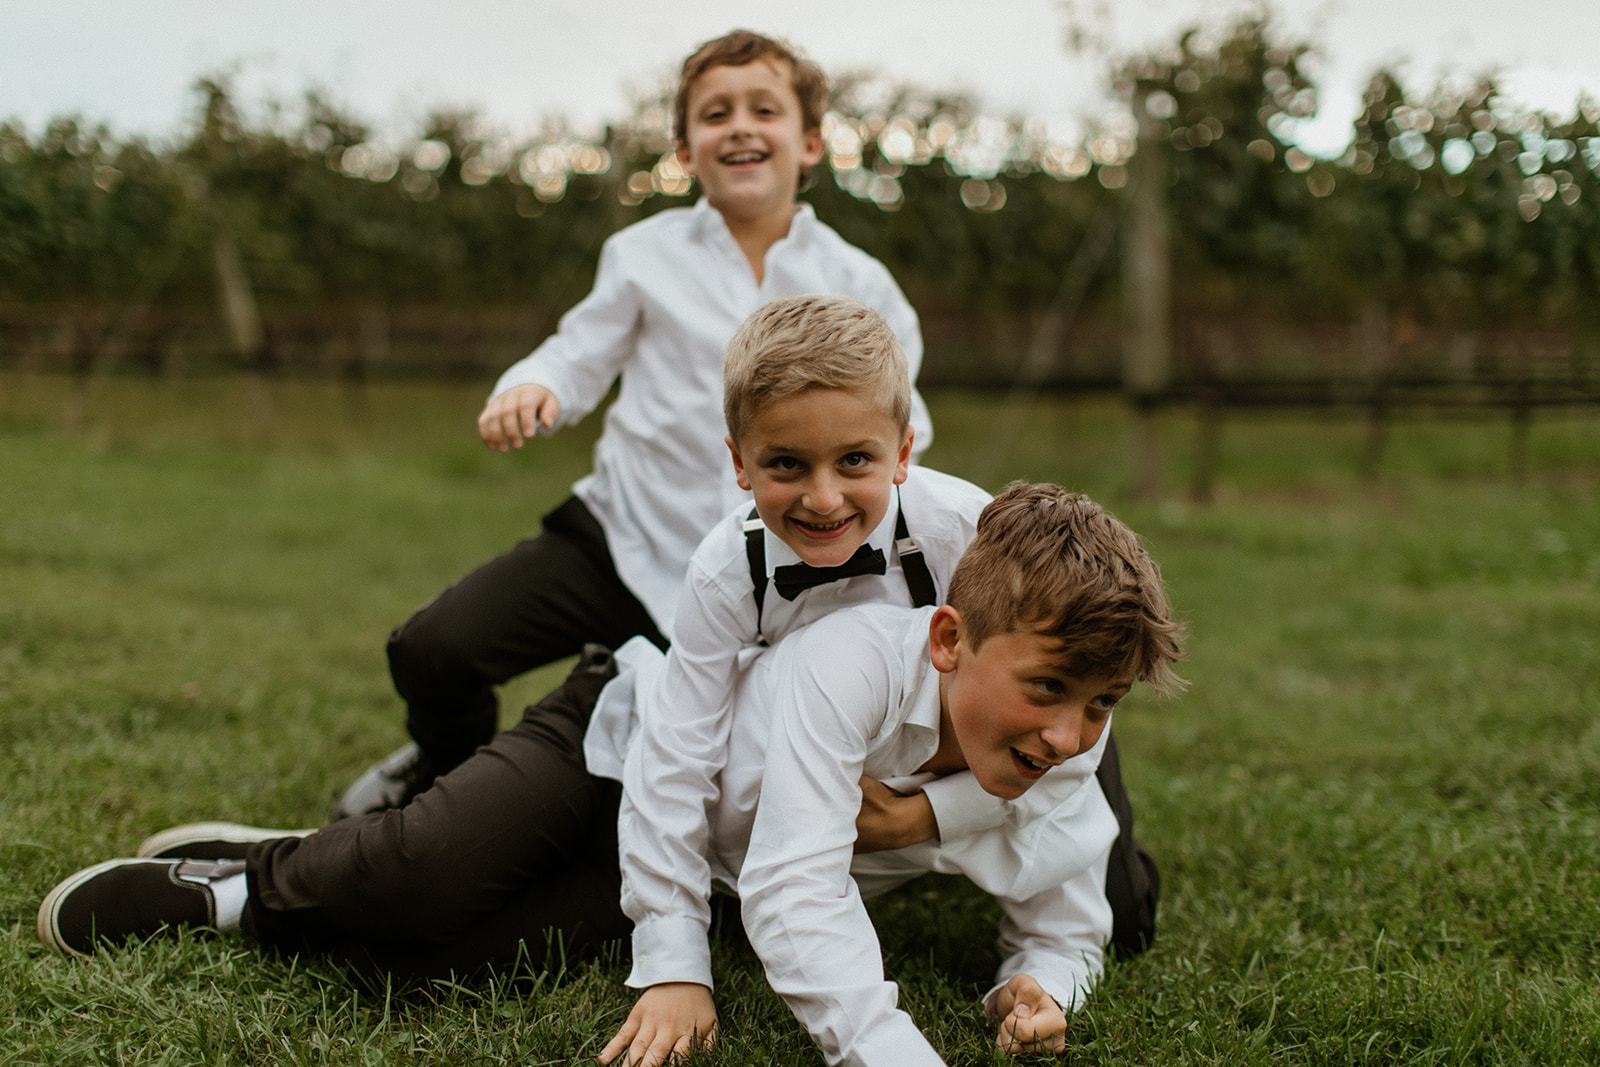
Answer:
[
  {"left": 386, "top": 496, "right": 667, "bottom": 772},
  {"left": 243, "top": 654, "right": 630, "bottom": 978},
  {"left": 242, "top": 655, "right": 1160, "bottom": 977},
  {"left": 1096, "top": 732, "right": 1161, "bottom": 958}
]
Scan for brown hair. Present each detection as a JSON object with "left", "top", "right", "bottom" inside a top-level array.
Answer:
[
  {"left": 946, "top": 482, "right": 1187, "bottom": 694},
  {"left": 723, "top": 295, "right": 910, "bottom": 445},
  {"left": 673, "top": 29, "right": 828, "bottom": 144}
]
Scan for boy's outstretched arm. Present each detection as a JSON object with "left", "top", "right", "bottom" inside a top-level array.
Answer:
[
  {"left": 598, "top": 982, "right": 717, "bottom": 1067},
  {"left": 478, "top": 383, "right": 560, "bottom": 451},
  {"left": 991, "top": 974, "right": 1067, "bottom": 1055}
]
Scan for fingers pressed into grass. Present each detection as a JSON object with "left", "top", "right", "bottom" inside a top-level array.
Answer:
[
  {"left": 992, "top": 973, "right": 1067, "bottom": 1056},
  {"left": 598, "top": 982, "right": 717, "bottom": 1067}
]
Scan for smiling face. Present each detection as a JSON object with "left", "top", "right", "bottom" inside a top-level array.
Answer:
[
  {"left": 676, "top": 58, "right": 825, "bottom": 229},
  {"left": 727, "top": 387, "right": 911, "bottom": 569},
  {"left": 925, "top": 606, "right": 1133, "bottom": 800}
]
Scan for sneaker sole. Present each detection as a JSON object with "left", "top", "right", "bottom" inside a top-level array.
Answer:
[
  {"left": 136, "top": 822, "right": 314, "bottom": 859},
  {"left": 37, "top": 858, "right": 167, "bottom": 958}
]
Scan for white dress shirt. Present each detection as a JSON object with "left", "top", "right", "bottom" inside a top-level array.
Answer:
[
  {"left": 617, "top": 604, "right": 1119, "bottom": 1067},
  {"left": 489, "top": 198, "right": 934, "bottom": 633}
]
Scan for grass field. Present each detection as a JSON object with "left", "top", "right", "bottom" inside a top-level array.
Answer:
[{"left": 3, "top": 371, "right": 1599, "bottom": 1065}]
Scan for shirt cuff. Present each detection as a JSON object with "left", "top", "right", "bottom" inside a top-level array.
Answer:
[
  {"left": 839, "top": 1012, "right": 946, "bottom": 1067},
  {"left": 921, "top": 772, "right": 1007, "bottom": 841},
  {"left": 625, "top": 914, "right": 714, "bottom": 991},
  {"left": 490, "top": 355, "right": 566, "bottom": 408}
]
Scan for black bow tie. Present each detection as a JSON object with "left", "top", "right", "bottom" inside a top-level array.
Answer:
[{"left": 772, "top": 544, "right": 887, "bottom": 600}]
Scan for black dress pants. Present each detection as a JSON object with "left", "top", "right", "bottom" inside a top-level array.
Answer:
[
  {"left": 242, "top": 655, "right": 631, "bottom": 978},
  {"left": 240, "top": 665, "right": 1159, "bottom": 978},
  {"left": 385, "top": 496, "right": 667, "bottom": 772},
  {"left": 1096, "top": 731, "right": 1161, "bottom": 958}
]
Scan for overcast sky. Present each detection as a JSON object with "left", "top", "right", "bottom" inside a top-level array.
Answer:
[{"left": 7, "top": 0, "right": 1599, "bottom": 155}]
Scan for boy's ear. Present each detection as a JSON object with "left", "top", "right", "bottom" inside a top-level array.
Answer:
[
  {"left": 676, "top": 140, "right": 696, "bottom": 177},
  {"left": 893, "top": 427, "right": 912, "bottom": 485},
  {"left": 928, "top": 605, "right": 963, "bottom": 674},
  {"left": 800, "top": 126, "right": 824, "bottom": 168},
  {"left": 726, "top": 433, "right": 752, "bottom": 491}
]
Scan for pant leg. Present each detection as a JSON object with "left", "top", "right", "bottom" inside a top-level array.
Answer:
[
  {"left": 347, "top": 852, "right": 631, "bottom": 979},
  {"left": 243, "top": 654, "right": 630, "bottom": 973},
  {"left": 1096, "top": 729, "right": 1160, "bottom": 959},
  {"left": 386, "top": 497, "right": 667, "bottom": 770}
]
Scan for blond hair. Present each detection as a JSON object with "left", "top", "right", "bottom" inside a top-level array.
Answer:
[
  {"left": 673, "top": 30, "right": 828, "bottom": 144},
  {"left": 947, "top": 482, "right": 1187, "bottom": 694},
  {"left": 723, "top": 295, "right": 911, "bottom": 444}
]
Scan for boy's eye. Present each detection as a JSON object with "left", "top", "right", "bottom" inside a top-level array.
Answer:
[
  {"left": 766, "top": 456, "right": 802, "bottom": 472},
  {"left": 839, "top": 452, "right": 872, "bottom": 470},
  {"left": 1090, "top": 693, "right": 1122, "bottom": 713},
  {"left": 1032, "top": 678, "right": 1064, "bottom": 696}
]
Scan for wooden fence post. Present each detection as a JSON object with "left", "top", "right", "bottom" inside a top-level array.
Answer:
[
  {"left": 1189, "top": 323, "right": 1221, "bottom": 504},
  {"left": 1508, "top": 336, "right": 1532, "bottom": 483},
  {"left": 1358, "top": 300, "right": 1392, "bottom": 483},
  {"left": 211, "top": 221, "right": 274, "bottom": 428},
  {"left": 1123, "top": 81, "right": 1173, "bottom": 500}
]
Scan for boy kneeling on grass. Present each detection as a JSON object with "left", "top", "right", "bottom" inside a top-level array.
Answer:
[{"left": 39, "top": 482, "right": 1183, "bottom": 1065}]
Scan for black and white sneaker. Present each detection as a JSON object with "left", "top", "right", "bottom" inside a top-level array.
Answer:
[
  {"left": 136, "top": 821, "right": 314, "bottom": 860},
  {"left": 329, "top": 741, "right": 435, "bottom": 821},
  {"left": 37, "top": 857, "right": 248, "bottom": 958},
  {"left": 329, "top": 648, "right": 616, "bottom": 822}
]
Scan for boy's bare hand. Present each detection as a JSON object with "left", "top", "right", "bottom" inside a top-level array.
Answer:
[
  {"left": 598, "top": 982, "right": 717, "bottom": 1067},
  {"left": 993, "top": 974, "right": 1067, "bottom": 1056},
  {"left": 478, "top": 383, "right": 559, "bottom": 451},
  {"left": 854, "top": 776, "right": 937, "bottom": 853}
]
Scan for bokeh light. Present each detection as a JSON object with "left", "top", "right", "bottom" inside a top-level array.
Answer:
[{"left": 650, "top": 151, "right": 692, "bottom": 196}]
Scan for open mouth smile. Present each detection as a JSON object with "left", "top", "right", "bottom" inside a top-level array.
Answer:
[
  {"left": 791, "top": 516, "right": 855, "bottom": 539},
  {"left": 720, "top": 149, "right": 768, "bottom": 165},
  {"left": 1011, "top": 748, "right": 1056, "bottom": 778}
]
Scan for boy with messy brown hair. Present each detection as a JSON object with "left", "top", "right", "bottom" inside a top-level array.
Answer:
[
  {"left": 338, "top": 28, "right": 935, "bottom": 817},
  {"left": 608, "top": 481, "right": 1186, "bottom": 1064}
]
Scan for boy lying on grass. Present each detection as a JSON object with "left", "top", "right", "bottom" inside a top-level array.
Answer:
[{"left": 602, "top": 480, "right": 1186, "bottom": 1065}]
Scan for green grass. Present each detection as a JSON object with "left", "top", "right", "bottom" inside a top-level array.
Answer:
[{"left": 3, "top": 371, "right": 1599, "bottom": 1064}]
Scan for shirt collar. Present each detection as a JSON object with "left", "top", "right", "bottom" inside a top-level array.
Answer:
[
  {"left": 687, "top": 196, "right": 719, "bottom": 239},
  {"left": 902, "top": 626, "right": 943, "bottom": 734},
  {"left": 688, "top": 197, "right": 817, "bottom": 249},
  {"left": 867, "top": 618, "right": 945, "bottom": 792}
]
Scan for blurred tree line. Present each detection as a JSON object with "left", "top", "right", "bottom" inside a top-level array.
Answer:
[{"left": 1, "top": 18, "right": 1597, "bottom": 398}]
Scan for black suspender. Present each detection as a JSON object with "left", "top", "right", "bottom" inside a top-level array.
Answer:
[
  {"left": 742, "top": 510, "right": 770, "bottom": 645},
  {"left": 743, "top": 488, "right": 937, "bottom": 644},
  {"left": 893, "top": 505, "right": 938, "bottom": 609}
]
